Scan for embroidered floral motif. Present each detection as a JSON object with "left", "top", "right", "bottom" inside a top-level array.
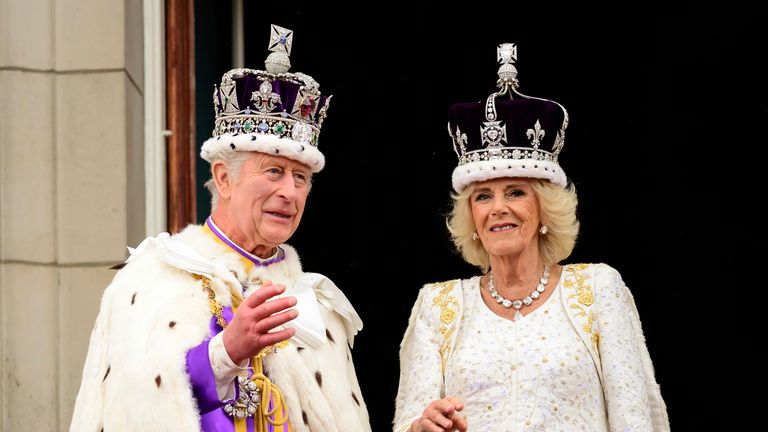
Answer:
[
  {"left": 431, "top": 281, "right": 459, "bottom": 373},
  {"left": 578, "top": 291, "right": 594, "bottom": 306},
  {"left": 564, "top": 264, "right": 600, "bottom": 348}
]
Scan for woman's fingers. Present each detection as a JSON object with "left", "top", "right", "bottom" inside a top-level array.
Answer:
[
  {"left": 445, "top": 396, "right": 464, "bottom": 411},
  {"left": 449, "top": 412, "right": 468, "bottom": 432},
  {"left": 415, "top": 416, "right": 446, "bottom": 432},
  {"left": 413, "top": 397, "right": 464, "bottom": 432}
]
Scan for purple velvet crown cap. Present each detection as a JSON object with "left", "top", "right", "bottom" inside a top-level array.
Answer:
[
  {"left": 200, "top": 24, "right": 332, "bottom": 172},
  {"left": 448, "top": 43, "right": 569, "bottom": 192},
  {"left": 219, "top": 75, "right": 330, "bottom": 127}
]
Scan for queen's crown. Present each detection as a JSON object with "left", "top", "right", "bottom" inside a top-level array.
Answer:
[{"left": 447, "top": 43, "right": 570, "bottom": 191}]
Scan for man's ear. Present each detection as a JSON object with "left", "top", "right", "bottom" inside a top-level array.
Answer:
[{"left": 211, "top": 160, "right": 232, "bottom": 200}]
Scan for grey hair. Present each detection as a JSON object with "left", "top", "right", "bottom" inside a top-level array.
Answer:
[
  {"left": 204, "top": 150, "right": 316, "bottom": 211},
  {"left": 204, "top": 149, "right": 251, "bottom": 211},
  {"left": 446, "top": 179, "right": 580, "bottom": 272}
]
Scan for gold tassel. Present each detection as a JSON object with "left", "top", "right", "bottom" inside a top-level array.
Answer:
[{"left": 250, "top": 351, "right": 291, "bottom": 431}]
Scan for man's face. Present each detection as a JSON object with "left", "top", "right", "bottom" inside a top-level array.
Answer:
[{"left": 225, "top": 153, "right": 311, "bottom": 250}]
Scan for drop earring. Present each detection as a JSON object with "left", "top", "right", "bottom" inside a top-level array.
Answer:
[
  {"left": 539, "top": 225, "right": 549, "bottom": 235},
  {"left": 472, "top": 232, "right": 479, "bottom": 240}
]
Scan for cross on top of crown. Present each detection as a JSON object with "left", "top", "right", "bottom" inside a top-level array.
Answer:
[
  {"left": 497, "top": 43, "right": 517, "bottom": 65},
  {"left": 268, "top": 24, "right": 293, "bottom": 55}
]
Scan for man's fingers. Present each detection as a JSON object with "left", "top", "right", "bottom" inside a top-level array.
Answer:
[
  {"left": 253, "top": 309, "right": 298, "bottom": 334},
  {"left": 257, "top": 327, "right": 295, "bottom": 347},
  {"left": 244, "top": 283, "right": 285, "bottom": 308},
  {"left": 251, "top": 296, "right": 296, "bottom": 321}
]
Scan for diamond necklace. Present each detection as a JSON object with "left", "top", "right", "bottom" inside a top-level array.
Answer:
[{"left": 488, "top": 265, "right": 551, "bottom": 310}]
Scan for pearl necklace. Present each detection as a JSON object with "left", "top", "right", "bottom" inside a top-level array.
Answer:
[{"left": 488, "top": 265, "right": 551, "bottom": 310}]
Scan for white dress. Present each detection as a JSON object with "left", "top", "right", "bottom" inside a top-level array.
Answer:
[
  {"left": 394, "top": 263, "right": 669, "bottom": 432},
  {"left": 447, "top": 276, "right": 606, "bottom": 431}
]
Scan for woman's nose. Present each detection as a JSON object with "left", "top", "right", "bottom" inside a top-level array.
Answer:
[{"left": 490, "top": 195, "right": 509, "bottom": 215}]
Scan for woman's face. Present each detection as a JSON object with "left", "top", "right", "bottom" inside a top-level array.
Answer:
[{"left": 469, "top": 177, "right": 542, "bottom": 258}]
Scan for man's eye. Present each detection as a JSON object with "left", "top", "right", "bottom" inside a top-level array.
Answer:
[{"left": 293, "top": 173, "right": 307, "bottom": 184}]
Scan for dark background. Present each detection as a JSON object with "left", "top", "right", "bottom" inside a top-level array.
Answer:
[{"left": 195, "top": 1, "right": 765, "bottom": 430}]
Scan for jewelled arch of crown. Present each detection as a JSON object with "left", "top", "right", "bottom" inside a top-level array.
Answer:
[
  {"left": 448, "top": 43, "right": 569, "bottom": 166},
  {"left": 211, "top": 24, "right": 332, "bottom": 147}
]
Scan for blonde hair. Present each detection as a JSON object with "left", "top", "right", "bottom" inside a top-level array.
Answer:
[{"left": 446, "top": 179, "right": 580, "bottom": 272}]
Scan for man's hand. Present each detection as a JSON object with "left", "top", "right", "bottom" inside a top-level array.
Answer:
[{"left": 222, "top": 281, "right": 298, "bottom": 364}]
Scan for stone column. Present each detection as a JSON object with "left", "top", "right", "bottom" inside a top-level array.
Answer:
[{"left": 0, "top": 0, "right": 145, "bottom": 430}]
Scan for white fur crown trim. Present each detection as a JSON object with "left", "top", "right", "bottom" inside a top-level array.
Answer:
[
  {"left": 201, "top": 133, "right": 326, "bottom": 172},
  {"left": 452, "top": 159, "right": 566, "bottom": 192}
]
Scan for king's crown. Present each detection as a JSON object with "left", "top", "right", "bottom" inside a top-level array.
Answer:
[{"left": 210, "top": 24, "right": 332, "bottom": 148}]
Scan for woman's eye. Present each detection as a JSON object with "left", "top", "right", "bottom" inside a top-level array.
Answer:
[
  {"left": 474, "top": 193, "right": 490, "bottom": 201},
  {"left": 507, "top": 189, "right": 524, "bottom": 197}
]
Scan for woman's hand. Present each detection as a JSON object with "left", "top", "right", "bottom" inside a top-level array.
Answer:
[
  {"left": 222, "top": 280, "right": 298, "bottom": 364},
  {"left": 411, "top": 396, "right": 467, "bottom": 432}
]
